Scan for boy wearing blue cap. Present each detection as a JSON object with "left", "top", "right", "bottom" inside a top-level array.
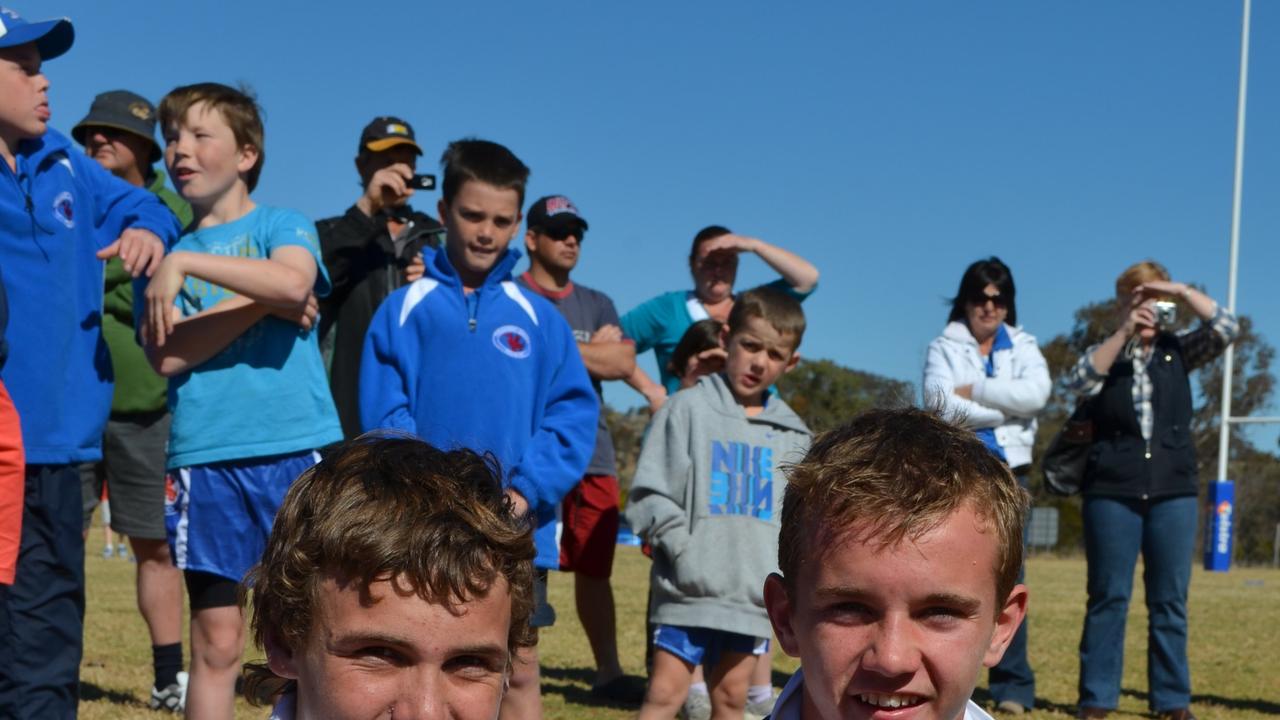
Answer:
[{"left": 0, "top": 7, "right": 179, "bottom": 718}]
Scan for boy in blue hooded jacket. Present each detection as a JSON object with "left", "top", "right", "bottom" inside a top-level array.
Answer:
[
  {"left": 359, "top": 138, "right": 597, "bottom": 719},
  {"left": 0, "top": 8, "right": 178, "bottom": 717}
]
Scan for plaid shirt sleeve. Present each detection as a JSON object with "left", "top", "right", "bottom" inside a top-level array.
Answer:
[
  {"left": 1067, "top": 343, "right": 1107, "bottom": 396},
  {"left": 1176, "top": 303, "right": 1239, "bottom": 371}
]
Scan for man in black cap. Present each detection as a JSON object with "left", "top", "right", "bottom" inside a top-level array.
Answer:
[
  {"left": 515, "top": 196, "right": 644, "bottom": 703},
  {"left": 71, "top": 89, "right": 192, "bottom": 712},
  {"left": 317, "top": 116, "right": 443, "bottom": 439}
]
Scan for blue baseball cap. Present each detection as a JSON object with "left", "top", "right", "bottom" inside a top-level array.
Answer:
[{"left": 0, "top": 7, "right": 74, "bottom": 60}]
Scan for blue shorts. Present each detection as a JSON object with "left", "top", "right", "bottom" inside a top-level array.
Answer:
[
  {"left": 165, "top": 450, "right": 320, "bottom": 583},
  {"left": 652, "top": 624, "right": 769, "bottom": 668}
]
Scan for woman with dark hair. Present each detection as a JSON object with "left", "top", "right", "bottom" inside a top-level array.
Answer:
[
  {"left": 1068, "top": 261, "right": 1236, "bottom": 720},
  {"left": 923, "top": 256, "right": 1050, "bottom": 715},
  {"left": 621, "top": 226, "right": 818, "bottom": 412}
]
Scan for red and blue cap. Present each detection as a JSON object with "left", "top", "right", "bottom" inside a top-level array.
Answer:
[
  {"left": 527, "top": 195, "right": 589, "bottom": 236},
  {"left": 0, "top": 7, "right": 74, "bottom": 60}
]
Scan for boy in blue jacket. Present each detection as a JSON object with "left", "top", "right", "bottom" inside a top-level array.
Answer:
[
  {"left": 0, "top": 8, "right": 178, "bottom": 717},
  {"left": 360, "top": 138, "right": 597, "bottom": 719}
]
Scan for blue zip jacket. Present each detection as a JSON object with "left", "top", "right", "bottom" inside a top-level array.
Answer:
[
  {"left": 0, "top": 129, "right": 181, "bottom": 464},
  {"left": 360, "top": 246, "right": 599, "bottom": 569}
]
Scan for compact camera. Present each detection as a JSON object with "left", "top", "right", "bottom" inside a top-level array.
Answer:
[
  {"left": 1153, "top": 300, "right": 1178, "bottom": 327},
  {"left": 407, "top": 174, "right": 436, "bottom": 191}
]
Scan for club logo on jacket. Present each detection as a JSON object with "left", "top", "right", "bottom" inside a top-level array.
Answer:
[
  {"left": 493, "top": 325, "right": 532, "bottom": 359},
  {"left": 709, "top": 440, "right": 773, "bottom": 520},
  {"left": 52, "top": 191, "right": 75, "bottom": 229}
]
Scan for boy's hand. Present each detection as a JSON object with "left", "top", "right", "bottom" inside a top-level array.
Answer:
[
  {"left": 268, "top": 292, "right": 319, "bottom": 330},
  {"left": 144, "top": 252, "right": 190, "bottom": 346},
  {"left": 505, "top": 489, "right": 530, "bottom": 518},
  {"left": 97, "top": 228, "right": 166, "bottom": 277},
  {"left": 591, "top": 324, "right": 623, "bottom": 344},
  {"left": 402, "top": 253, "right": 425, "bottom": 283},
  {"left": 356, "top": 163, "right": 414, "bottom": 217},
  {"left": 643, "top": 384, "right": 668, "bottom": 414}
]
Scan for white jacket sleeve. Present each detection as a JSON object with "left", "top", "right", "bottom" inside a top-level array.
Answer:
[
  {"left": 923, "top": 339, "right": 1007, "bottom": 429},
  {"left": 971, "top": 336, "right": 1051, "bottom": 418}
]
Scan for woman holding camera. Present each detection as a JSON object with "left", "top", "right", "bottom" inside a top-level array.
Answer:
[
  {"left": 1069, "top": 261, "right": 1237, "bottom": 720},
  {"left": 924, "top": 256, "right": 1050, "bottom": 715}
]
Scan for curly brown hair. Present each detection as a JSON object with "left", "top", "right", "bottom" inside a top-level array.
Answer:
[
  {"left": 778, "top": 407, "right": 1028, "bottom": 613},
  {"left": 241, "top": 435, "right": 537, "bottom": 704}
]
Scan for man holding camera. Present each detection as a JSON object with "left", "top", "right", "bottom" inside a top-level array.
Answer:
[{"left": 317, "top": 117, "right": 443, "bottom": 438}]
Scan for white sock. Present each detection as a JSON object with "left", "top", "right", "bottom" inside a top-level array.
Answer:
[
  {"left": 688, "top": 682, "right": 709, "bottom": 697},
  {"left": 748, "top": 684, "right": 774, "bottom": 705}
]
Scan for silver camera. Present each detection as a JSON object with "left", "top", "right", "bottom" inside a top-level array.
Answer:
[{"left": 1153, "top": 300, "right": 1178, "bottom": 327}]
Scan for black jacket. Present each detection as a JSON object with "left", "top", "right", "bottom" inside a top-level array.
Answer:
[
  {"left": 1084, "top": 332, "right": 1199, "bottom": 500},
  {"left": 317, "top": 204, "right": 443, "bottom": 438}
]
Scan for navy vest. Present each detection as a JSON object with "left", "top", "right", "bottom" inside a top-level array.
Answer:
[{"left": 1084, "top": 333, "right": 1199, "bottom": 499}]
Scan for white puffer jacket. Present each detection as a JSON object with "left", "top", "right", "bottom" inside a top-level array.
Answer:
[{"left": 923, "top": 321, "right": 1051, "bottom": 468}]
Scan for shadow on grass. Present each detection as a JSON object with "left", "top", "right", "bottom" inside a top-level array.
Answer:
[
  {"left": 541, "top": 665, "right": 645, "bottom": 710},
  {"left": 970, "top": 686, "right": 1080, "bottom": 715},
  {"left": 1121, "top": 688, "right": 1280, "bottom": 715},
  {"left": 79, "top": 680, "right": 144, "bottom": 707}
]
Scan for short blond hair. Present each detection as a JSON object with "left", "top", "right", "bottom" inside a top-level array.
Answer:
[
  {"left": 778, "top": 408, "right": 1028, "bottom": 612},
  {"left": 1115, "top": 260, "right": 1170, "bottom": 298}
]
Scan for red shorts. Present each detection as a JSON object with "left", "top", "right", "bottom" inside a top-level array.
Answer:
[
  {"left": 559, "top": 474, "right": 620, "bottom": 579},
  {"left": 0, "top": 380, "right": 24, "bottom": 585}
]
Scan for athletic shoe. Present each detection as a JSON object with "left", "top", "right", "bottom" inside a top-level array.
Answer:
[
  {"left": 149, "top": 670, "right": 188, "bottom": 713},
  {"left": 746, "top": 690, "right": 779, "bottom": 720},
  {"left": 117, "top": 542, "right": 128, "bottom": 558},
  {"left": 680, "top": 690, "right": 711, "bottom": 720},
  {"left": 101, "top": 545, "right": 114, "bottom": 559},
  {"left": 996, "top": 700, "right": 1028, "bottom": 714}
]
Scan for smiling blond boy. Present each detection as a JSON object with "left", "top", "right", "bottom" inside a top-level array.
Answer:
[{"left": 763, "top": 408, "right": 1029, "bottom": 720}]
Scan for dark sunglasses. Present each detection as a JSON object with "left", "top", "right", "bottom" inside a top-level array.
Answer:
[
  {"left": 968, "top": 292, "right": 1007, "bottom": 308},
  {"left": 542, "top": 227, "right": 583, "bottom": 242}
]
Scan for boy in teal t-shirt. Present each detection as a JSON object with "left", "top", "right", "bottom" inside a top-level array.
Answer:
[{"left": 142, "top": 82, "right": 340, "bottom": 718}]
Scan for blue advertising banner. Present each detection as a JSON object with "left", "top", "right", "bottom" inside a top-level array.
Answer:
[{"left": 1203, "top": 481, "right": 1235, "bottom": 572}]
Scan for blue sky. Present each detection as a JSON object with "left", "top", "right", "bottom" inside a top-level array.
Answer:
[{"left": 37, "top": 1, "right": 1280, "bottom": 448}]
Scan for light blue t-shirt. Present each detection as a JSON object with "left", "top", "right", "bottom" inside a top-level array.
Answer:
[{"left": 166, "top": 206, "right": 342, "bottom": 468}]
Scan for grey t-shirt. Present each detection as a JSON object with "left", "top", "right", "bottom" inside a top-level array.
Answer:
[{"left": 516, "top": 272, "right": 623, "bottom": 476}]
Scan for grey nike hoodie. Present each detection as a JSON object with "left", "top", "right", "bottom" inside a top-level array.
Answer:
[{"left": 625, "top": 372, "right": 811, "bottom": 638}]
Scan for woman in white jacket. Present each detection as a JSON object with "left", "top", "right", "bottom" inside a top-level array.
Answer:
[{"left": 923, "top": 256, "right": 1050, "bottom": 715}]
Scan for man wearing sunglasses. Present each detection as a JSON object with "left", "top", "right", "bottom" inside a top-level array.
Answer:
[
  {"left": 516, "top": 195, "right": 643, "bottom": 703},
  {"left": 71, "top": 90, "right": 193, "bottom": 711}
]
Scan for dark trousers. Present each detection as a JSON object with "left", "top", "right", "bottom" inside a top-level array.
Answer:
[
  {"left": 989, "top": 471, "right": 1035, "bottom": 707},
  {"left": 0, "top": 464, "right": 85, "bottom": 720}
]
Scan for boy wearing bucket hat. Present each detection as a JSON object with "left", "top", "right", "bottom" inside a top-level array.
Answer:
[
  {"left": 0, "top": 7, "right": 179, "bottom": 718},
  {"left": 72, "top": 90, "right": 193, "bottom": 712}
]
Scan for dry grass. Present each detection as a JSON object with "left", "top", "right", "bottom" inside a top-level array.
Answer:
[{"left": 78, "top": 537, "right": 1280, "bottom": 719}]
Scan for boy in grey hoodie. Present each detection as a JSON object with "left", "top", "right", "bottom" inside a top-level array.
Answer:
[{"left": 627, "top": 286, "right": 811, "bottom": 720}]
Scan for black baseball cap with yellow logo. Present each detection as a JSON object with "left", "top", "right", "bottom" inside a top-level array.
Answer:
[{"left": 358, "top": 116, "right": 423, "bottom": 155}]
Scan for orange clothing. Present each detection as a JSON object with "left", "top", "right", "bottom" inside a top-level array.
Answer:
[{"left": 0, "top": 379, "right": 23, "bottom": 585}]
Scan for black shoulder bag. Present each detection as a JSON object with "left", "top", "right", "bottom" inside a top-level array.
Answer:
[{"left": 1041, "top": 397, "right": 1094, "bottom": 496}]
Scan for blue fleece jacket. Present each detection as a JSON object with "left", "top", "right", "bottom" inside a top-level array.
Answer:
[
  {"left": 0, "top": 129, "right": 181, "bottom": 464},
  {"left": 360, "top": 246, "right": 598, "bottom": 569}
]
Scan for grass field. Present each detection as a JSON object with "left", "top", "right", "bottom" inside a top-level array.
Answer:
[{"left": 78, "top": 537, "right": 1280, "bottom": 719}]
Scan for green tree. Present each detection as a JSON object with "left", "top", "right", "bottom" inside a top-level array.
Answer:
[{"left": 776, "top": 358, "right": 915, "bottom": 434}]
